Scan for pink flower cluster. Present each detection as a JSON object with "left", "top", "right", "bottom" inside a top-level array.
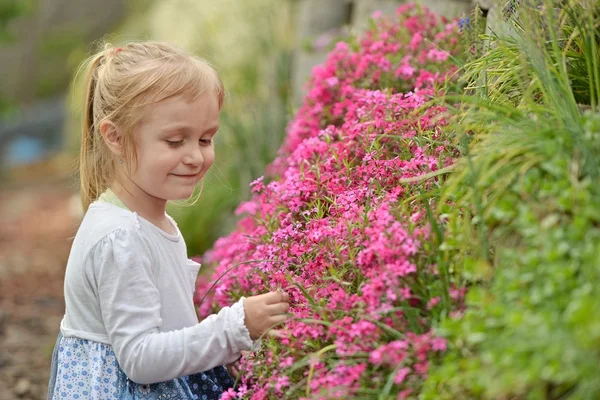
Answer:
[{"left": 196, "top": 4, "right": 464, "bottom": 399}]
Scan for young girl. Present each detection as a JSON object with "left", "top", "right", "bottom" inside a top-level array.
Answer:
[{"left": 48, "top": 41, "right": 290, "bottom": 399}]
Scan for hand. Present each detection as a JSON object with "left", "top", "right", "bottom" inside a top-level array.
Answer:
[
  {"left": 243, "top": 290, "right": 290, "bottom": 340},
  {"left": 226, "top": 350, "right": 250, "bottom": 379}
]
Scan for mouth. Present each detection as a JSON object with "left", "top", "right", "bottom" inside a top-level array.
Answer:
[{"left": 170, "top": 173, "right": 200, "bottom": 179}]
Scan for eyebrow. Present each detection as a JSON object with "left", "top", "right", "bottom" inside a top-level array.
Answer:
[{"left": 161, "top": 125, "right": 220, "bottom": 135}]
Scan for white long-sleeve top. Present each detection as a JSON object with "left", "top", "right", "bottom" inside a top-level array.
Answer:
[{"left": 59, "top": 201, "right": 253, "bottom": 384}]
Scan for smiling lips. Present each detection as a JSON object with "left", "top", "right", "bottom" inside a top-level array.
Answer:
[{"left": 171, "top": 173, "right": 200, "bottom": 179}]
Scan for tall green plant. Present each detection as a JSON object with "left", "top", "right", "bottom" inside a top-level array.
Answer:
[{"left": 424, "top": 0, "right": 600, "bottom": 398}]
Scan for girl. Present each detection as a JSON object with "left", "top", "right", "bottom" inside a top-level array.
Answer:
[{"left": 48, "top": 41, "right": 290, "bottom": 399}]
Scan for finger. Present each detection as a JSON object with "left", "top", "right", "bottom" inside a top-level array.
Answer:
[
  {"left": 269, "top": 313, "right": 290, "bottom": 327},
  {"left": 240, "top": 350, "right": 251, "bottom": 357},
  {"left": 268, "top": 302, "right": 290, "bottom": 315},
  {"left": 265, "top": 291, "right": 289, "bottom": 305},
  {"left": 262, "top": 291, "right": 279, "bottom": 305},
  {"left": 267, "top": 329, "right": 284, "bottom": 338},
  {"left": 226, "top": 364, "right": 235, "bottom": 378},
  {"left": 231, "top": 362, "right": 241, "bottom": 376}
]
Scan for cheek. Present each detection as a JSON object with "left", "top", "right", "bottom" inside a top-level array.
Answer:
[
  {"left": 204, "top": 148, "right": 216, "bottom": 169},
  {"left": 135, "top": 148, "right": 174, "bottom": 178}
]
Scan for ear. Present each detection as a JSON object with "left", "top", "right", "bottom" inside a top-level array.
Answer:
[{"left": 99, "top": 120, "right": 123, "bottom": 157}]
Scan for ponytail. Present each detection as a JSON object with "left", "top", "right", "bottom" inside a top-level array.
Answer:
[{"left": 78, "top": 51, "right": 106, "bottom": 212}]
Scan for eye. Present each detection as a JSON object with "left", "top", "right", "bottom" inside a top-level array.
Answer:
[
  {"left": 166, "top": 140, "right": 184, "bottom": 148},
  {"left": 200, "top": 138, "right": 213, "bottom": 146}
]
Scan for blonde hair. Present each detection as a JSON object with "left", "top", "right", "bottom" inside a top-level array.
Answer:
[{"left": 76, "top": 41, "right": 225, "bottom": 211}]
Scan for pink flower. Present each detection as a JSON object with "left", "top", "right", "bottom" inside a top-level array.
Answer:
[
  {"left": 427, "top": 296, "right": 440, "bottom": 309},
  {"left": 325, "top": 77, "right": 339, "bottom": 87},
  {"left": 220, "top": 388, "right": 238, "bottom": 400},
  {"left": 274, "top": 375, "right": 291, "bottom": 393},
  {"left": 431, "top": 337, "right": 447, "bottom": 351},
  {"left": 250, "top": 176, "right": 265, "bottom": 193},
  {"left": 394, "top": 367, "right": 411, "bottom": 384},
  {"left": 426, "top": 48, "right": 449, "bottom": 62},
  {"left": 370, "top": 348, "right": 384, "bottom": 365},
  {"left": 235, "top": 200, "right": 259, "bottom": 216},
  {"left": 395, "top": 63, "right": 415, "bottom": 78},
  {"left": 409, "top": 32, "right": 423, "bottom": 50},
  {"left": 372, "top": 10, "right": 384, "bottom": 19}
]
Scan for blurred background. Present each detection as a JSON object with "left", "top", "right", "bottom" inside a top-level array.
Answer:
[{"left": 0, "top": 0, "right": 473, "bottom": 398}]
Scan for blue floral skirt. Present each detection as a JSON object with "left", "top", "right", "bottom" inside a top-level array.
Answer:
[{"left": 48, "top": 333, "right": 234, "bottom": 399}]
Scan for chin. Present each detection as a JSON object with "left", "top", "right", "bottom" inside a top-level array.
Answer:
[{"left": 170, "top": 189, "right": 197, "bottom": 201}]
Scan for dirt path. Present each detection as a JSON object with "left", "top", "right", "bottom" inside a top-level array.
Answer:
[{"left": 0, "top": 183, "right": 80, "bottom": 399}]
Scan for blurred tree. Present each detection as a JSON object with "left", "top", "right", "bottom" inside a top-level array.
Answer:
[
  {"left": 0, "top": 0, "right": 34, "bottom": 42},
  {"left": 0, "top": 0, "right": 35, "bottom": 114}
]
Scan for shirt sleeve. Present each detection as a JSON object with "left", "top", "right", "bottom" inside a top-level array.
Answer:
[{"left": 91, "top": 228, "right": 253, "bottom": 384}]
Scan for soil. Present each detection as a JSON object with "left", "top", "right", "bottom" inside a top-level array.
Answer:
[{"left": 0, "top": 181, "right": 80, "bottom": 399}]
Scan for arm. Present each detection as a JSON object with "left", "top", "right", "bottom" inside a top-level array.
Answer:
[{"left": 93, "top": 229, "right": 252, "bottom": 384}]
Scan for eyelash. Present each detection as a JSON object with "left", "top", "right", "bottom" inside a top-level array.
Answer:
[{"left": 166, "top": 139, "right": 213, "bottom": 148}]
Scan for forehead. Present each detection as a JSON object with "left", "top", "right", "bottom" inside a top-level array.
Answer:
[{"left": 138, "top": 94, "right": 220, "bottom": 131}]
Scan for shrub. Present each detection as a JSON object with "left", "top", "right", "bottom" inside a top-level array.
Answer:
[{"left": 194, "top": 5, "right": 465, "bottom": 399}]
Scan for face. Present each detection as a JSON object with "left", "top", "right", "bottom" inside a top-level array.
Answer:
[{"left": 127, "top": 94, "right": 220, "bottom": 201}]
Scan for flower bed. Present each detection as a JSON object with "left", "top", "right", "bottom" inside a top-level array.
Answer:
[{"left": 194, "top": 5, "right": 465, "bottom": 399}]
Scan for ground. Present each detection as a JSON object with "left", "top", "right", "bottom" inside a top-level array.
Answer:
[{"left": 0, "top": 181, "right": 79, "bottom": 399}]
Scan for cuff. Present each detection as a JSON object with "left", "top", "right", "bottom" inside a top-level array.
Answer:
[{"left": 232, "top": 297, "right": 254, "bottom": 350}]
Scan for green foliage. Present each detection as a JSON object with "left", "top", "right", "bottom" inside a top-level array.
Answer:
[
  {"left": 36, "top": 26, "right": 88, "bottom": 97},
  {"left": 463, "top": 0, "right": 600, "bottom": 109},
  {"left": 425, "top": 111, "right": 600, "bottom": 400},
  {"left": 0, "top": 0, "right": 35, "bottom": 42},
  {"left": 39, "top": 25, "right": 87, "bottom": 56},
  {"left": 0, "top": 0, "right": 35, "bottom": 116},
  {"left": 423, "top": 1, "right": 600, "bottom": 398}
]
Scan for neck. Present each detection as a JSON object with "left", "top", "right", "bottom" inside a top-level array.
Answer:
[{"left": 110, "top": 173, "right": 167, "bottom": 224}]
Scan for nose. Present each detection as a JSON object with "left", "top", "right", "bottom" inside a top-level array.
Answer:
[{"left": 182, "top": 143, "right": 204, "bottom": 168}]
